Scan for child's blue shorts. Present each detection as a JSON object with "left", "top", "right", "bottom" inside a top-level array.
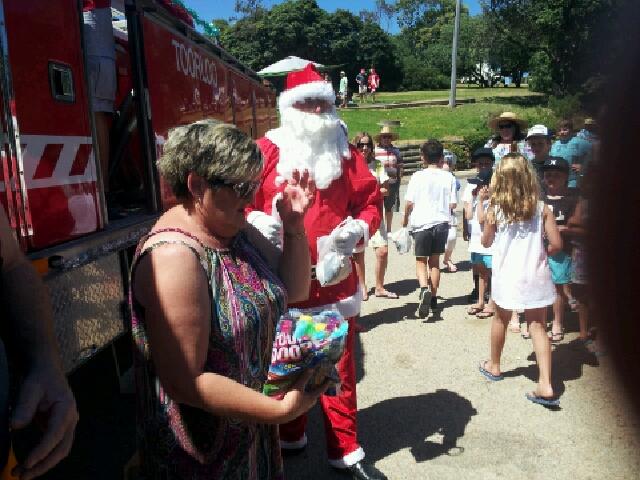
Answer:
[
  {"left": 548, "top": 252, "right": 572, "bottom": 285},
  {"left": 471, "top": 252, "right": 492, "bottom": 269}
]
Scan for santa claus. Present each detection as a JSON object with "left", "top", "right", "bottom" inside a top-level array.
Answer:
[{"left": 247, "top": 64, "right": 386, "bottom": 480}]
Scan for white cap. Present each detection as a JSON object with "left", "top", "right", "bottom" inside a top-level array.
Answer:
[{"left": 526, "top": 124, "right": 550, "bottom": 139}]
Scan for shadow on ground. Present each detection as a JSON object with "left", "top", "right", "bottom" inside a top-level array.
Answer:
[
  {"left": 358, "top": 390, "right": 477, "bottom": 463},
  {"left": 503, "top": 338, "right": 599, "bottom": 398},
  {"left": 383, "top": 278, "right": 418, "bottom": 296},
  {"left": 360, "top": 302, "right": 421, "bottom": 330}
]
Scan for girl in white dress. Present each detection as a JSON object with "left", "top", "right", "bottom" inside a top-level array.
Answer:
[{"left": 477, "top": 154, "right": 562, "bottom": 406}]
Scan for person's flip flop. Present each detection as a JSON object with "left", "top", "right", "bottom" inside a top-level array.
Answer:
[
  {"left": 374, "top": 291, "right": 399, "bottom": 299},
  {"left": 549, "top": 332, "right": 564, "bottom": 343},
  {"left": 467, "top": 305, "right": 484, "bottom": 315},
  {"left": 525, "top": 392, "right": 560, "bottom": 407},
  {"left": 478, "top": 361, "right": 503, "bottom": 381},
  {"left": 521, "top": 331, "right": 531, "bottom": 340},
  {"left": 476, "top": 310, "right": 495, "bottom": 319}
]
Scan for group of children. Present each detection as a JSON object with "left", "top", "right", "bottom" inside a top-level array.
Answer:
[
  {"left": 460, "top": 115, "right": 597, "bottom": 407},
  {"left": 352, "top": 114, "right": 595, "bottom": 407}
]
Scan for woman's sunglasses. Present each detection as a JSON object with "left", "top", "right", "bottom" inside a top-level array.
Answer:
[
  {"left": 498, "top": 123, "right": 514, "bottom": 129},
  {"left": 357, "top": 142, "right": 372, "bottom": 148},
  {"left": 209, "top": 177, "right": 260, "bottom": 199}
]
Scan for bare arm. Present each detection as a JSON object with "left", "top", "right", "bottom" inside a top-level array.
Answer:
[
  {"left": 135, "top": 245, "right": 321, "bottom": 425},
  {"left": 543, "top": 205, "right": 562, "bottom": 255},
  {"left": 481, "top": 208, "right": 496, "bottom": 248},
  {"left": 402, "top": 201, "right": 414, "bottom": 228},
  {"left": 565, "top": 200, "right": 586, "bottom": 237},
  {"left": 1, "top": 209, "right": 78, "bottom": 480}
]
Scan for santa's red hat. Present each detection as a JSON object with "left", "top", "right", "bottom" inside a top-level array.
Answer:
[{"left": 278, "top": 63, "right": 335, "bottom": 112}]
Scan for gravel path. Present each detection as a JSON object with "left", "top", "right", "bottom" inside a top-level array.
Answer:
[{"left": 284, "top": 175, "right": 640, "bottom": 480}]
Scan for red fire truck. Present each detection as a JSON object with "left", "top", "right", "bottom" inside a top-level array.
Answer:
[{"left": 0, "top": 0, "right": 277, "bottom": 373}]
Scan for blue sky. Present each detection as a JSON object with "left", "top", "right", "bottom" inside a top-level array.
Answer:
[{"left": 184, "top": 1, "right": 482, "bottom": 33}]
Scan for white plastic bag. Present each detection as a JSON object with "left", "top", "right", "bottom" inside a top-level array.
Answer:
[
  {"left": 390, "top": 227, "right": 412, "bottom": 255},
  {"left": 316, "top": 233, "right": 352, "bottom": 287}
]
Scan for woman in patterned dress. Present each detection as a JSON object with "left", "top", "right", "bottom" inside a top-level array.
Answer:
[{"left": 129, "top": 121, "right": 326, "bottom": 479}]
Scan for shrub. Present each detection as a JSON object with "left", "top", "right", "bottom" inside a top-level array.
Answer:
[{"left": 547, "top": 94, "right": 582, "bottom": 120}]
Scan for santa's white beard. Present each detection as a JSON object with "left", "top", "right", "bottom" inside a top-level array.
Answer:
[{"left": 267, "top": 107, "right": 351, "bottom": 190}]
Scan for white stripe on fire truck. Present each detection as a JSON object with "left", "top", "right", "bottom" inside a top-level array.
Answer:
[{"left": 20, "top": 135, "right": 96, "bottom": 190}]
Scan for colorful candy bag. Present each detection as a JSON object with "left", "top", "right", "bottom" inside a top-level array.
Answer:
[{"left": 263, "top": 309, "right": 348, "bottom": 398}]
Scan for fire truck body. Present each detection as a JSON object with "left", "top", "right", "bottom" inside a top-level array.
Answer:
[{"left": 0, "top": 0, "right": 277, "bottom": 372}]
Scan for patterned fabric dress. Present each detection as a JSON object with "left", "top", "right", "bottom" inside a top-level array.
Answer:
[{"left": 129, "top": 228, "right": 286, "bottom": 480}]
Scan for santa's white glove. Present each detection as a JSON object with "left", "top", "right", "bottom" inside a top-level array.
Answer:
[
  {"left": 332, "top": 217, "right": 365, "bottom": 256},
  {"left": 247, "top": 210, "right": 283, "bottom": 250}
]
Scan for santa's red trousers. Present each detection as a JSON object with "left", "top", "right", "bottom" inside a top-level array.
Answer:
[{"left": 279, "top": 315, "right": 360, "bottom": 461}]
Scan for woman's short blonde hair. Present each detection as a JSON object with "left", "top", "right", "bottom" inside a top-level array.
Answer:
[
  {"left": 158, "top": 120, "right": 263, "bottom": 199},
  {"left": 489, "top": 153, "right": 541, "bottom": 223}
]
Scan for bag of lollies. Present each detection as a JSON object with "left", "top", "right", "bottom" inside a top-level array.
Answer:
[{"left": 263, "top": 309, "right": 348, "bottom": 398}]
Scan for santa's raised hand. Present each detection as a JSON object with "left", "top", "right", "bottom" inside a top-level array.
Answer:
[{"left": 277, "top": 169, "right": 316, "bottom": 230}]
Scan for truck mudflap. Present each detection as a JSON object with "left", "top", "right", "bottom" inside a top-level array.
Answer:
[
  {"left": 29, "top": 214, "right": 157, "bottom": 373},
  {"left": 49, "top": 252, "right": 128, "bottom": 373}
]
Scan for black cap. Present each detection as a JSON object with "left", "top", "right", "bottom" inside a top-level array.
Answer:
[
  {"left": 468, "top": 169, "right": 493, "bottom": 186},
  {"left": 471, "top": 147, "right": 495, "bottom": 162},
  {"left": 542, "top": 156, "right": 570, "bottom": 174}
]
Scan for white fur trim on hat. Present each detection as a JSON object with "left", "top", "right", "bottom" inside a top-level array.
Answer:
[{"left": 278, "top": 81, "right": 335, "bottom": 112}]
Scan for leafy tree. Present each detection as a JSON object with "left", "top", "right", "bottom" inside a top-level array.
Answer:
[
  {"left": 483, "top": 0, "right": 622, "bottom": 95},
  {"left": 218, "top": 0, "right": 402, "bottom": 90}
]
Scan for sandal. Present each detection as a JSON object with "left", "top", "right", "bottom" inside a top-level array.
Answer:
[
  {"left": 476, "top": 309, "right": 495, "bottom": 319},
  {"left": 467, "top": 305, "right": 484, "bottom": 315},
  {"left": 374, "top": 290, "right": 399, "bottom": 299},
  {"left": 508, "top": 322, "right": 521, "bottom": 333},
  {"left": 549, "top": 331, "right": 564, "bottom": 343}
]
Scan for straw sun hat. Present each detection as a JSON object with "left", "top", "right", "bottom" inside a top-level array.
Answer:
[
  {"left": 488, "top": 111, "right": 528, "bottom": 131},
  {"left": 374, "top": 124, "right": 399, "bottom": 142}
]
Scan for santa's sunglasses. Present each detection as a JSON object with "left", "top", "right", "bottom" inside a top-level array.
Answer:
[{"left": 208, "top": 177, "right": 260, "bottom": 199}]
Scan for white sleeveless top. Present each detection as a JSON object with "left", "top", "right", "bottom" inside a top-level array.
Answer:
[{"left": 491, "top": 201, "right": 556, "bottom": 310}]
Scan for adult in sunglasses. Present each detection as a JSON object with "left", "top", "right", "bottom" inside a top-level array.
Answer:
[
  {"left": 129, "top": 121, "right": 322, "bottom": 479},
  {"left": 486, "top": 111, "right": 530, "bottom": 166},
  {"left": 352, "top": 133, "right": 398, "bottom": 301}
]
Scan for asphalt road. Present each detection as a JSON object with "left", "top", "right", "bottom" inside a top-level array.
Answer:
[{"left": 283, "top": 173, "right": 640, "bottom": 480}]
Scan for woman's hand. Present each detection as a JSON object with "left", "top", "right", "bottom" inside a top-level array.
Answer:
[
  {"left": 277, "top": 169, "right": 316, "bottom": 232},
  {"left": 277, "top": 368, "right": 332, "bottom": 423}
]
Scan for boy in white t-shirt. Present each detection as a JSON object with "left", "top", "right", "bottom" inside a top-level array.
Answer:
[{"left": 402, "top": 140, "right": 457, "bottom": 318}]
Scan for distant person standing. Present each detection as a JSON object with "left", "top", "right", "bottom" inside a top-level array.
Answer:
[
  {"left": 526, "top": 124, "right": 553, "bottom": 185},
  {"left": 355, "top": 68, "right": 367, "bottom": 103},
  {"left": 368, "top": 68, "right": 380, "bottom": 103},
  {"left": 550, "top": 119, "right": 592, "bottom": 189},
  {"left": 82, "top": 0, "right": 117, "bottom": 197},
  {"left": 339, "top": 71, "right": 348, "bottom": 108},
  {"left": 374, "top": 125, "right": 402, "bottom": 234},
  {"left": 486, "top": 112, "right": 530, "bottom": 166}
]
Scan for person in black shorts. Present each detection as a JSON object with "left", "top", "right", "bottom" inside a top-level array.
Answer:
[{"left": 402, "top": 140, "right": 458, "bottom": 318}]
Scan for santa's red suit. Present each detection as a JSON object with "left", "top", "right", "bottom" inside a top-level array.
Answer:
[{"left": 249, "top": 137, "right": 381, "bottom": 466}]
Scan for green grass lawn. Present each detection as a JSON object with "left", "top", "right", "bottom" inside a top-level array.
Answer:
[
  {"left": 339, "top": 97, "right": 557, "bottom": 143},
  {"left": 357, "top": 84, "right": 542, "bottom": 105}
]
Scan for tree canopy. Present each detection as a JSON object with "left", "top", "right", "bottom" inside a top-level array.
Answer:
[{"left": 211, "top": 0, "right": 623, "bottom": 99}]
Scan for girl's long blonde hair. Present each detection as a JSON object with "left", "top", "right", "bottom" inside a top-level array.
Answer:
[{"left": 489, "top": 153, "right": 540, "bottom": 223}]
